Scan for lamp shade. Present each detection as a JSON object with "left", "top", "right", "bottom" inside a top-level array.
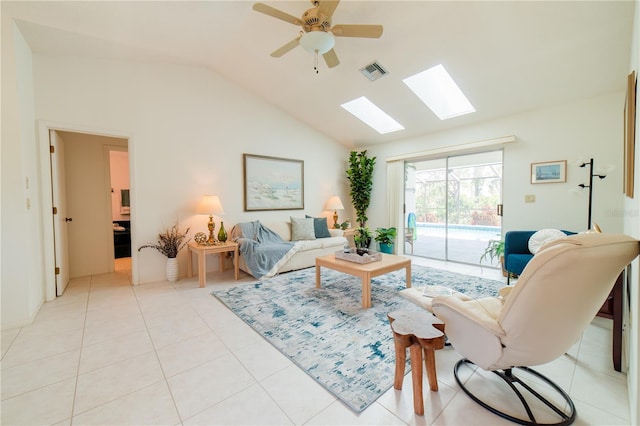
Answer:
[
  {"left": 325, "top": 195, "right": 344, "bottom": 210},
  {"left": 196, "top": 195, "right": 224, "bottom": 215},
  {"left": 300, "top": 31, "right": 335, "bottom": 54}
]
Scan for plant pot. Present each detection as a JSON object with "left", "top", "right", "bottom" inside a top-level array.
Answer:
[
  {"left": 379, "top": 242, "right": 394, "bottom": 254},
  {"left": 166, "top": 257, "right": 178, "bottom": 282},
  {"left": 500, "top": 255, "right": 508, "bottom": 277},
  {"left": 356, "top": 247, "right": 369, "bottom": 256}
]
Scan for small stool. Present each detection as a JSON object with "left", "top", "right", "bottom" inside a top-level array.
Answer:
[{"left": 388, "top": 310, "right": 445, "bottom": 416}]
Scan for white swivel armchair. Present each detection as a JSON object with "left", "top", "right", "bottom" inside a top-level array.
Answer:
[{"left": 432, "top": 233, "right": 639, "bottom": 425}]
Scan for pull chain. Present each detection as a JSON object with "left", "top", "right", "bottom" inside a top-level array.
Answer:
[{"left": 314, "top": 50, "right": 319, "bottom": 74}]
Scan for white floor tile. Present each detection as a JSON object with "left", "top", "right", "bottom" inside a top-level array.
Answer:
[
  {"left": 71, "top": 381, "right": 180, "bottom": 425},
  {"left": 81, "top": 312, "right": 147, "bottom": 347},
  {"left": 156, "top": 330, "right": 231, "bottom": 377},
  {"left": 0, "top": 257, "right": 632, "bottom": 425},
  {"left": 167, "top": 353, "right": 256, "bottom": 420},
  {"left": 78, "top": 330, "right": 154, "bottom": 374},
  {"left": 1, "top": 349, "right": 80, "bottom": 400},
  {"left": 73, "top": 351, "right": 165, "bottom": 414},
  {"left": 1, "top": 328, "right": 83, "bottom": 369},
  {"left": 376, "top": 373, "right": 458, "bottom": 425},
  {"left": 571, "top": 363, "right": 629, "bottom": 420},
  {"left": 0, "top": 377, "right": 76, "bottom": 425},
  {"left": 259, "top": 364, "right": 336, "bottom": 425},
  {"left": 233, "top": 336, "right": 292, "bottom": 381},
  {"left": 183, "top": 383, "right": 292, "bottom": 425},
  {"left": 1, "top": 328, "right": 20, "bottom": 358},
  {"left": 307, "top": 399, "right": 407, "bottom": 425}
]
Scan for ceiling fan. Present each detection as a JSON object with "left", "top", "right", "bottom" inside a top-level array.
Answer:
[{"left": 252, "top": 0, "right": 383, "bottom": 69}]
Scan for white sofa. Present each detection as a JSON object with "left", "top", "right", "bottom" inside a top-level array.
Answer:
[{"left": 237, "top": 221, "right": 346, "bottom": 278}]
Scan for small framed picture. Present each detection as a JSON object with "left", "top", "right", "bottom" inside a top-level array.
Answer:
[{"left": 531, "top": 160, "right": 567, "bottom": 184}]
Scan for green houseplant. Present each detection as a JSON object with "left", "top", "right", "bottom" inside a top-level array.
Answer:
[
  {"left": 375, "top": 227, "right": 397, "bottom": 254},
  {"left": 353, "top": 227, "right": 372, "bottom": 255},
  {"left": 346, "top": 150, "right": 376, "bottom": 228},
  {"left": 480, "top": 238, "right": 507, "bottom": 276}
]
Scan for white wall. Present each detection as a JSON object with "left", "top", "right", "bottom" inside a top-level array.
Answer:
[
  {"left": 364, "top": 92, "right": 625, "bottom": 236},
  {"left": 1, "top": 18, "right": 44, "bottom": 329},
  {"left": 624, "top": 1, "right": 640, "bottom": 424},
  {"left": 29, "top": 54, "right": 350, "bottom": 287}
]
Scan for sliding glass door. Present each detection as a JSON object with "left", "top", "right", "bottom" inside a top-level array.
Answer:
[{"left": 404, "top": 150, "right": 503, "bottom": 266}]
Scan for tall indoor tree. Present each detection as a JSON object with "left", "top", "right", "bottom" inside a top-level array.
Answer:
[{"left": 346, "top": 150, "right": 376, "bottom": 228}]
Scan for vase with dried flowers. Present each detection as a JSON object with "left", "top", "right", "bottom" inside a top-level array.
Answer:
[{"left": 138, "top": 223, "right": 191, "bottom": 282}]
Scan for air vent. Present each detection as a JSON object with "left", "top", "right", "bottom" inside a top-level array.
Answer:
[{"left": 359, "top": 61, "right": 388, "bottom": 81}]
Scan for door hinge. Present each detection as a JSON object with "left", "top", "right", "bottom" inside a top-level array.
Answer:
[
  {"left": 55, "top": 267, "right": 60, "bottom": 275},
  {"left": 497, "top": 204, "right": 504, "bottom": 216},
  {"left": 50, "top": 145, "right": 55, "bottom": 154},
  {"left": 53, "top": 206, "right": 58, "bottom": 214}
]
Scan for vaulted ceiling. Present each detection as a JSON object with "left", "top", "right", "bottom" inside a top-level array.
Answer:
[{"left": 4, "top": 1, "right": 635, "bottom": 147}]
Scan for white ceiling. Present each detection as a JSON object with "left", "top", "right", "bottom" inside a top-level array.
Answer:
[{"left": 4, "top": 0, "right": 635, "bottom": 148}]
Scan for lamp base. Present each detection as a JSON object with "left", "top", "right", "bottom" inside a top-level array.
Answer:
[
  {"left": 333, "top": 210, "right": 339, "bottom": 228},
  {"left": 207, "top": 215, "right": 217, "bottom": 244}
]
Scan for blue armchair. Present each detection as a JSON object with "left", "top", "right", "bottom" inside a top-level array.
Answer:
[{"left": 504, "top": 230, "right": 575, "bottom": 284}]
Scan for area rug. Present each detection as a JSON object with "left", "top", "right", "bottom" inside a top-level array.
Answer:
[{"left": 212, "top": 265, "right": 503, "bottom": 412}]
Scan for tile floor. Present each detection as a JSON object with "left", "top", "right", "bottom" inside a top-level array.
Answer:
[{"left": 1, "top": 257, "right": 631, "bottom": 425}]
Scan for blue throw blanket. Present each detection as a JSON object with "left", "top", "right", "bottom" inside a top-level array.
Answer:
[{"left": 231, "top": 221, "right": 295, "bottom": 279}]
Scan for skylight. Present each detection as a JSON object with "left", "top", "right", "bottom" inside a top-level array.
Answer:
[
  {"left": 340, "top": 96, "right": 404, "bottom": 134},
  {"left": 403, "top": 64, "right": 475, "bottom": 120}
]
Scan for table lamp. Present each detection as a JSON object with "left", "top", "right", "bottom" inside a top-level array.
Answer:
[
  {"left": 196, "top": 195, "right": 224, "bottom": 244},
  {"left": 325, "top": 195, "right": 344, "bottom": 228}
]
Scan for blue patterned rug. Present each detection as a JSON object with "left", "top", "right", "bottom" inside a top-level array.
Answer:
[{"left": 212, "top": 264, "right": 503, "bottom": 412}]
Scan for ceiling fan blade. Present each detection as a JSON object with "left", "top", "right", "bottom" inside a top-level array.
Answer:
[
  {"left": 331, "top": 24, "right": 383, "bottom": 38},
  {"left": 317, "top": 1, "right": 340, "bottom": 19},
  {"left": 271, "top": 36, "right": 301, "bottom": 57},
  {"left": 323, "top": 49, "right": 340, "bottom": 68},
  {"left": 253, "top": 3, "right": 303, "bottom": 26}
]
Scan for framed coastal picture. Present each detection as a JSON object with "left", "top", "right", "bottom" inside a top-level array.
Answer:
[
  {"left": 243, "top": 154, "right": 304, "bottom": 211},
  {"left": 531, "top": 160, "right": 567, "bottom": 184}
]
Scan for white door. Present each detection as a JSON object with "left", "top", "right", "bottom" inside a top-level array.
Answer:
[{"left": 50, "top": 130, "right": 70, "bottom": 296}]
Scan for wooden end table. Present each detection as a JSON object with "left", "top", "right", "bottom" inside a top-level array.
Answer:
[
  {"left": 315, "top": 253, "right": 411, "bottom": 308},
  {"left": 187, "top": 241, "right": 239, "bottom": 287},
  {"left": 388, "top": 310, "right": 446, "bottom": 416}
]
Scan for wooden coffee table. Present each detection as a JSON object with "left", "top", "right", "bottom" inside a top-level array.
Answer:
[{"left": 315, "top": 253, "right": 411, "bottom": 308}]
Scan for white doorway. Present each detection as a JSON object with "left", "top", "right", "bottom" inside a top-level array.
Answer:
[{"left": 41, "top": 123, "right": 133, "bottom": 299}]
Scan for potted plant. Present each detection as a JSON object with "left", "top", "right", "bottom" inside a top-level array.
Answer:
[
  {"left": 353, "top": 227, "right": 372, "bottom": 255},
  {"left": 375, "top": 227, "right": 397, "bottom": 254},
  {"left": 480, "top": 238, "right": 507, "bottom": 276},
  {"left": 138, "top": 222, "right": 191, "bottom": 282},
  {"left": 346, "top": 150, "right": 376, "bottom": 229}
]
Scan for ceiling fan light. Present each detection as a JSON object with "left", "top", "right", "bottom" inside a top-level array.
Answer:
[{"left": 300, "top": 31, "right": 335, "bottom": 54}]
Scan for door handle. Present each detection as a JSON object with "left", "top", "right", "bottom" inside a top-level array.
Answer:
[{"left": 65, "top": 217, "right": 73, "bottom": 222}]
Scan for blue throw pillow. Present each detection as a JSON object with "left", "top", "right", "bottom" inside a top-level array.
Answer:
[{"left": 305, "top": 215, "right": 332, "bottom": 238}]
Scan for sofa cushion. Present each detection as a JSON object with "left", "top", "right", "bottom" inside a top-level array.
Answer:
[
  {"left": 528, "top": 228, "right": 566, "bottom": 254},
  {"left": 290, "top": 217, "right": 316, "bottom": 241},
  {"left": 319, "top": 236, "right": 346, "bottom": 249},
  {"left": 305, "top": 215, "right": 332, "bottom": 238},
  {"left": 294, "top": 239, "right": 323, "bottom": 252}
]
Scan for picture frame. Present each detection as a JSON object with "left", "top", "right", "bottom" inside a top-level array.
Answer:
[
  {"left": 624, "top": 70, "right": 636, "bottom": 198},
  {"left": 531, "top": 160, "right": 567, "bottom": 184},
  {"left": 243, "top": 154, "right": 304, "bottom": 211}
]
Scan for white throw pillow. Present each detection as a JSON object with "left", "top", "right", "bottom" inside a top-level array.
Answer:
[
  {"left": 528, "top": 229, "right": 566, "bottom": 254},
  {"left": 290, "top": 217, "right": 316, "bottom": 241}
]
